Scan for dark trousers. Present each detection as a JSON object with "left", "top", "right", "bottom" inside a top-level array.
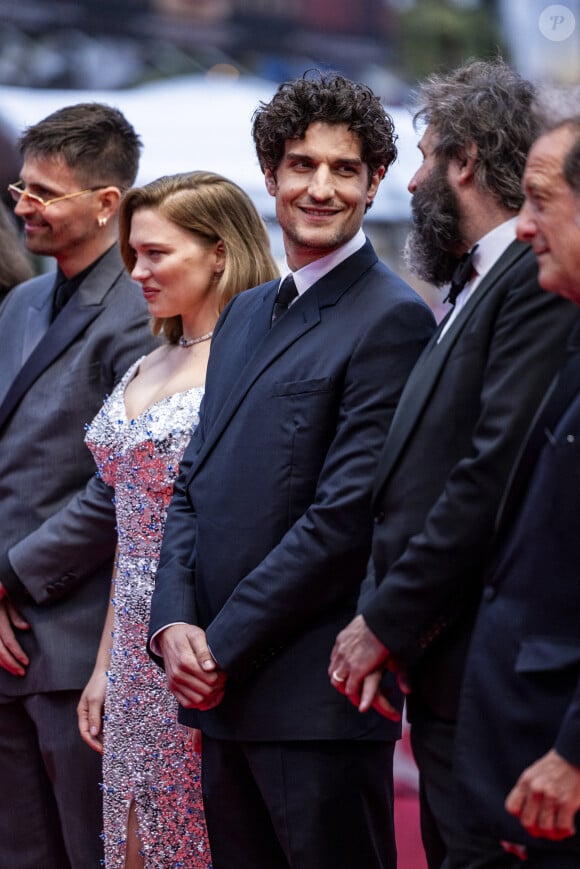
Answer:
[
  {"left": 448, "top": 835, "right": 580, "bottom": 869},
  {"left": 0, "top": 691, "right": 103, "bottom": 869},
  {"left": 201, "top": 736, "right": 396, "bottom": 869},
  {"left": 410, "top": 715, "right": 460, "bottom": 869}
]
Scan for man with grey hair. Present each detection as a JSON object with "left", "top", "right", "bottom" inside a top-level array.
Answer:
[
  {"left": 329, "top": 59, "right": 579, "bottom": 868},
  {"left": 449, "top": 113, "right": 580, "bottom": 868}
]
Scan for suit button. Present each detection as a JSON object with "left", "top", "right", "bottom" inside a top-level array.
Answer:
[
  {"left": 374, "top": 511, "right": 385, "bottom": 524},
  {"left": 482, "top": 586, "right": 496, "bottom": 602}
]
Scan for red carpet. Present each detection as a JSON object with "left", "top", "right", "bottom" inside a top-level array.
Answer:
[{"left": 394, "top": 724, "right": 428, "bottom": 869}]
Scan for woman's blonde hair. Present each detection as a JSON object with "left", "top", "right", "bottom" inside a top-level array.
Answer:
[{"left": 119, "top": 170, "right": 279, "bottom": 343}]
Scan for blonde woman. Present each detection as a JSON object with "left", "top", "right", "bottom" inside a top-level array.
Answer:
[{"left": 78, "top": 171, "right": 278, "bottom": 868}]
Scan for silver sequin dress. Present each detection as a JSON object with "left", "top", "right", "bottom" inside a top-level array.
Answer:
[{"left": 85, "top": 357, "right": 211, "bottom": 869}]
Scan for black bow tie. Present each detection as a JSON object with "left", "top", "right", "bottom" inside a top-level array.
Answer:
[
  {"left": 271, "top": 275, "right": 298, "bottom": 324},
  {"left": 445, "top": 245, "right": 479, "bottom": 306}
]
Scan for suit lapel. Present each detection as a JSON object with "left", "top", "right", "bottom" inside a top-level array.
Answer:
[
  {"left": 192, "top": 284, "right": 321, "bottom": 474},
  {"left": 243, "top": 281, "right": 278, "bottom": 364},
  {"left": 192, "top": 241, "right": 378, "bottom": 474},
  {"left": 21, "top": 275, "right": 54, "bottom": 365},
  {"left": 372, "top": 240, "right": 530, "bottom": 501},
  {"left": 0, "top": 245, "right": 124, "bottom": 432},
  {"left": 494, "top": 319, "right": 580, "bottom": 543},
  {"left": 0, "top": 298, "right": 103, "bottom": 431}
]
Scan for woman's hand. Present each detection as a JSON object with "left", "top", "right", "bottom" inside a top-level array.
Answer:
[{"left": 77, "top": 668, "right": 108, "bottom": 753}]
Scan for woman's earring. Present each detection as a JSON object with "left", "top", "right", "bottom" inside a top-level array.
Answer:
[{"left": 98, "top": 217, "right": 108, "bottom": 228}]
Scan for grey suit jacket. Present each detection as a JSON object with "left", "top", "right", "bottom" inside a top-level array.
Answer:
[
  {"left": 0, "top": 244, "right": 158, "bottom": 695},
  {"left": 360, "top": 241, "right": 580, "bottom": 720}
]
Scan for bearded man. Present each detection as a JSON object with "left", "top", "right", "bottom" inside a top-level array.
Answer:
[{"left": 329, "top": 58, "right": 580, "bottom": 869}]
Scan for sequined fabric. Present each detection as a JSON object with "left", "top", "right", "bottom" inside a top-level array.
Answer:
[{"left": 85, "top": 357, "right": 211, "bottom": 869}]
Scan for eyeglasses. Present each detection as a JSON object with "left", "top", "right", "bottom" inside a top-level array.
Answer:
[{"left": 7, "top": 181, "right": 106, "bottom": 209}]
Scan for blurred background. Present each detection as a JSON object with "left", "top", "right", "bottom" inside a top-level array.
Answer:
[{"left": 1, "top": 0, "right": 579, "bottom": 308}]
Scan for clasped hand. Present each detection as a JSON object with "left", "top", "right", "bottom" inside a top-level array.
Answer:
[
  {"left": 158, "top": 623, "right": 227, "bottom": 711},
  {"left": 328, "top": 614, "right": 408, "bottom": 720},
  {"left": 505, "top": 748, "right": 580, "bottom": 841}
]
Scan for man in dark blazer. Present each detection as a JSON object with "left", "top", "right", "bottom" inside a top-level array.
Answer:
[
  {"left": 448, "top": 115, "right": 580, "bottom": 869},
  {"left": 329, "top": 60, "right": 579, "bottom": 868},
  {"left": 0, "top": 104, "right": 157, "bottom": 868},
  {"left": 147, "top": 72, "right": 435, "bottom": 869}
]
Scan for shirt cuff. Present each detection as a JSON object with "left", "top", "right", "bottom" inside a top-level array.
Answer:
[
  {"left": 149, "top": 622, "right": 188, "bottom": 657},
  {"left": 150, "top": 623, "right": 219, "bottom": 667}
]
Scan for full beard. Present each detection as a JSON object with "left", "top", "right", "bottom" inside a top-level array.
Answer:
[{"left": 404, "top": 164, "right": 464, "bottom": 288}]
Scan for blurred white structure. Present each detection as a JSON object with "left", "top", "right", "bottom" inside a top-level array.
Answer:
[
  {"left": 499, "top": 0, "right": 580, "bottom": 83},
  {"left": 0, "top": 73, "right": 420, "bottom": 227}
]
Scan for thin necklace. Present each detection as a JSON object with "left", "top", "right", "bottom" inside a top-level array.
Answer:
[{"left": 178, "top": 330, "right": 214, "bottom": 348}]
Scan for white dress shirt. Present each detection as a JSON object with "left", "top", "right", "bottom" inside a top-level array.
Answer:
[
  {"left": 438, "top": 217, "right": 518, "bottom": 342},
  {"left": 280, "top": 228, "right": 367, "bottom": 298}
]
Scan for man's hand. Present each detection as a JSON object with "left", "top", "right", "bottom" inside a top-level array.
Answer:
[
  {"left": 0, "top": 598, "right": 30, "bottom": 676},
  {"left": 158, "top": 624, "right": 227, "bottom": 711},
  {"left": 329, "top": 614, "right": 404, "bottom": 718},
  {"left": 183, "top": 726, "right": 203, "bottom": 755},
  {"left": 505, "top": 748, "right": 580, "bottom": 840}
]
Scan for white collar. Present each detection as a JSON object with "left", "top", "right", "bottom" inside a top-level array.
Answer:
[
  {"left": 281, "top": 229, "right": 366, "bottom": 296},
  {"left": 470, "top": 217, "right": 518, "bottom": 282}
]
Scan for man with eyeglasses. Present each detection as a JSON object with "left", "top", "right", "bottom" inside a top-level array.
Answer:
[
  {"left": 8, "top": 180, "right": 107, "bottom": 208},
  {"left": 0, "top": 102, "right": 157, "bottom": 869}
]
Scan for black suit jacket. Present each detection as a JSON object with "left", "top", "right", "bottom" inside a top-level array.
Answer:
[
  {"left": 359, "top": 241, "right": 579, "bottom": 720},
  {"left": 148, "top": 239, "right": 436, "bottom": 741},
  {"left": 453, "top": 319, "right": 580, "bottom": 855}
]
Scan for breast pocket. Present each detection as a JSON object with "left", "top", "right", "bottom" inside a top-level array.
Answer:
[
  {"left": 271, "top": 377, "right": 337, "bottom": 444},
  {"left": 272, "top": 377, "right": 334, "bottom": 398},
  {"left": 515, "top": 636, "right": 580, "bottom": 675},
  {"left": 514, "top": 636, "right": 580, "bottom": 725},
  {"left": 271, "top": 377, "right": 338, "bottom": 516}
]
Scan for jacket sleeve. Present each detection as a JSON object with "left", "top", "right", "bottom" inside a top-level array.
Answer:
[
  {"left": 4, "top": 476, "right": 117, "bottom": 605},
  {"left": 147, "top": 425, "right": 204, "bottom": 667},
  {"left": 145, "top": 299, "right": 232, "bottom": 663}
]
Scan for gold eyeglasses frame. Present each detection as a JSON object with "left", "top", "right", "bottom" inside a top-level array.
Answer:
[{"left": 7, "top": 181, "right": 107, "bottom": 209}]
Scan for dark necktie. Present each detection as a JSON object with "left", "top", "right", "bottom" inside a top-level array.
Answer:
[
  {"left": 445, "top": 245, "right": 479, "bottom": 306},
  {"left": 271, "top": 275, "right": 298, "bottom": 325},
  {"left": 52, "top": 277, "right": 75, "bottom": 320}
]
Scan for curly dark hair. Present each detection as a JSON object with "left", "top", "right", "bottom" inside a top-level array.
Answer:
[
  {"left": 252, "top": 70, "right": 397, "bottom": 182},
  {"left": 412, "top": 58, "right": 537, "bottom": 211}
]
